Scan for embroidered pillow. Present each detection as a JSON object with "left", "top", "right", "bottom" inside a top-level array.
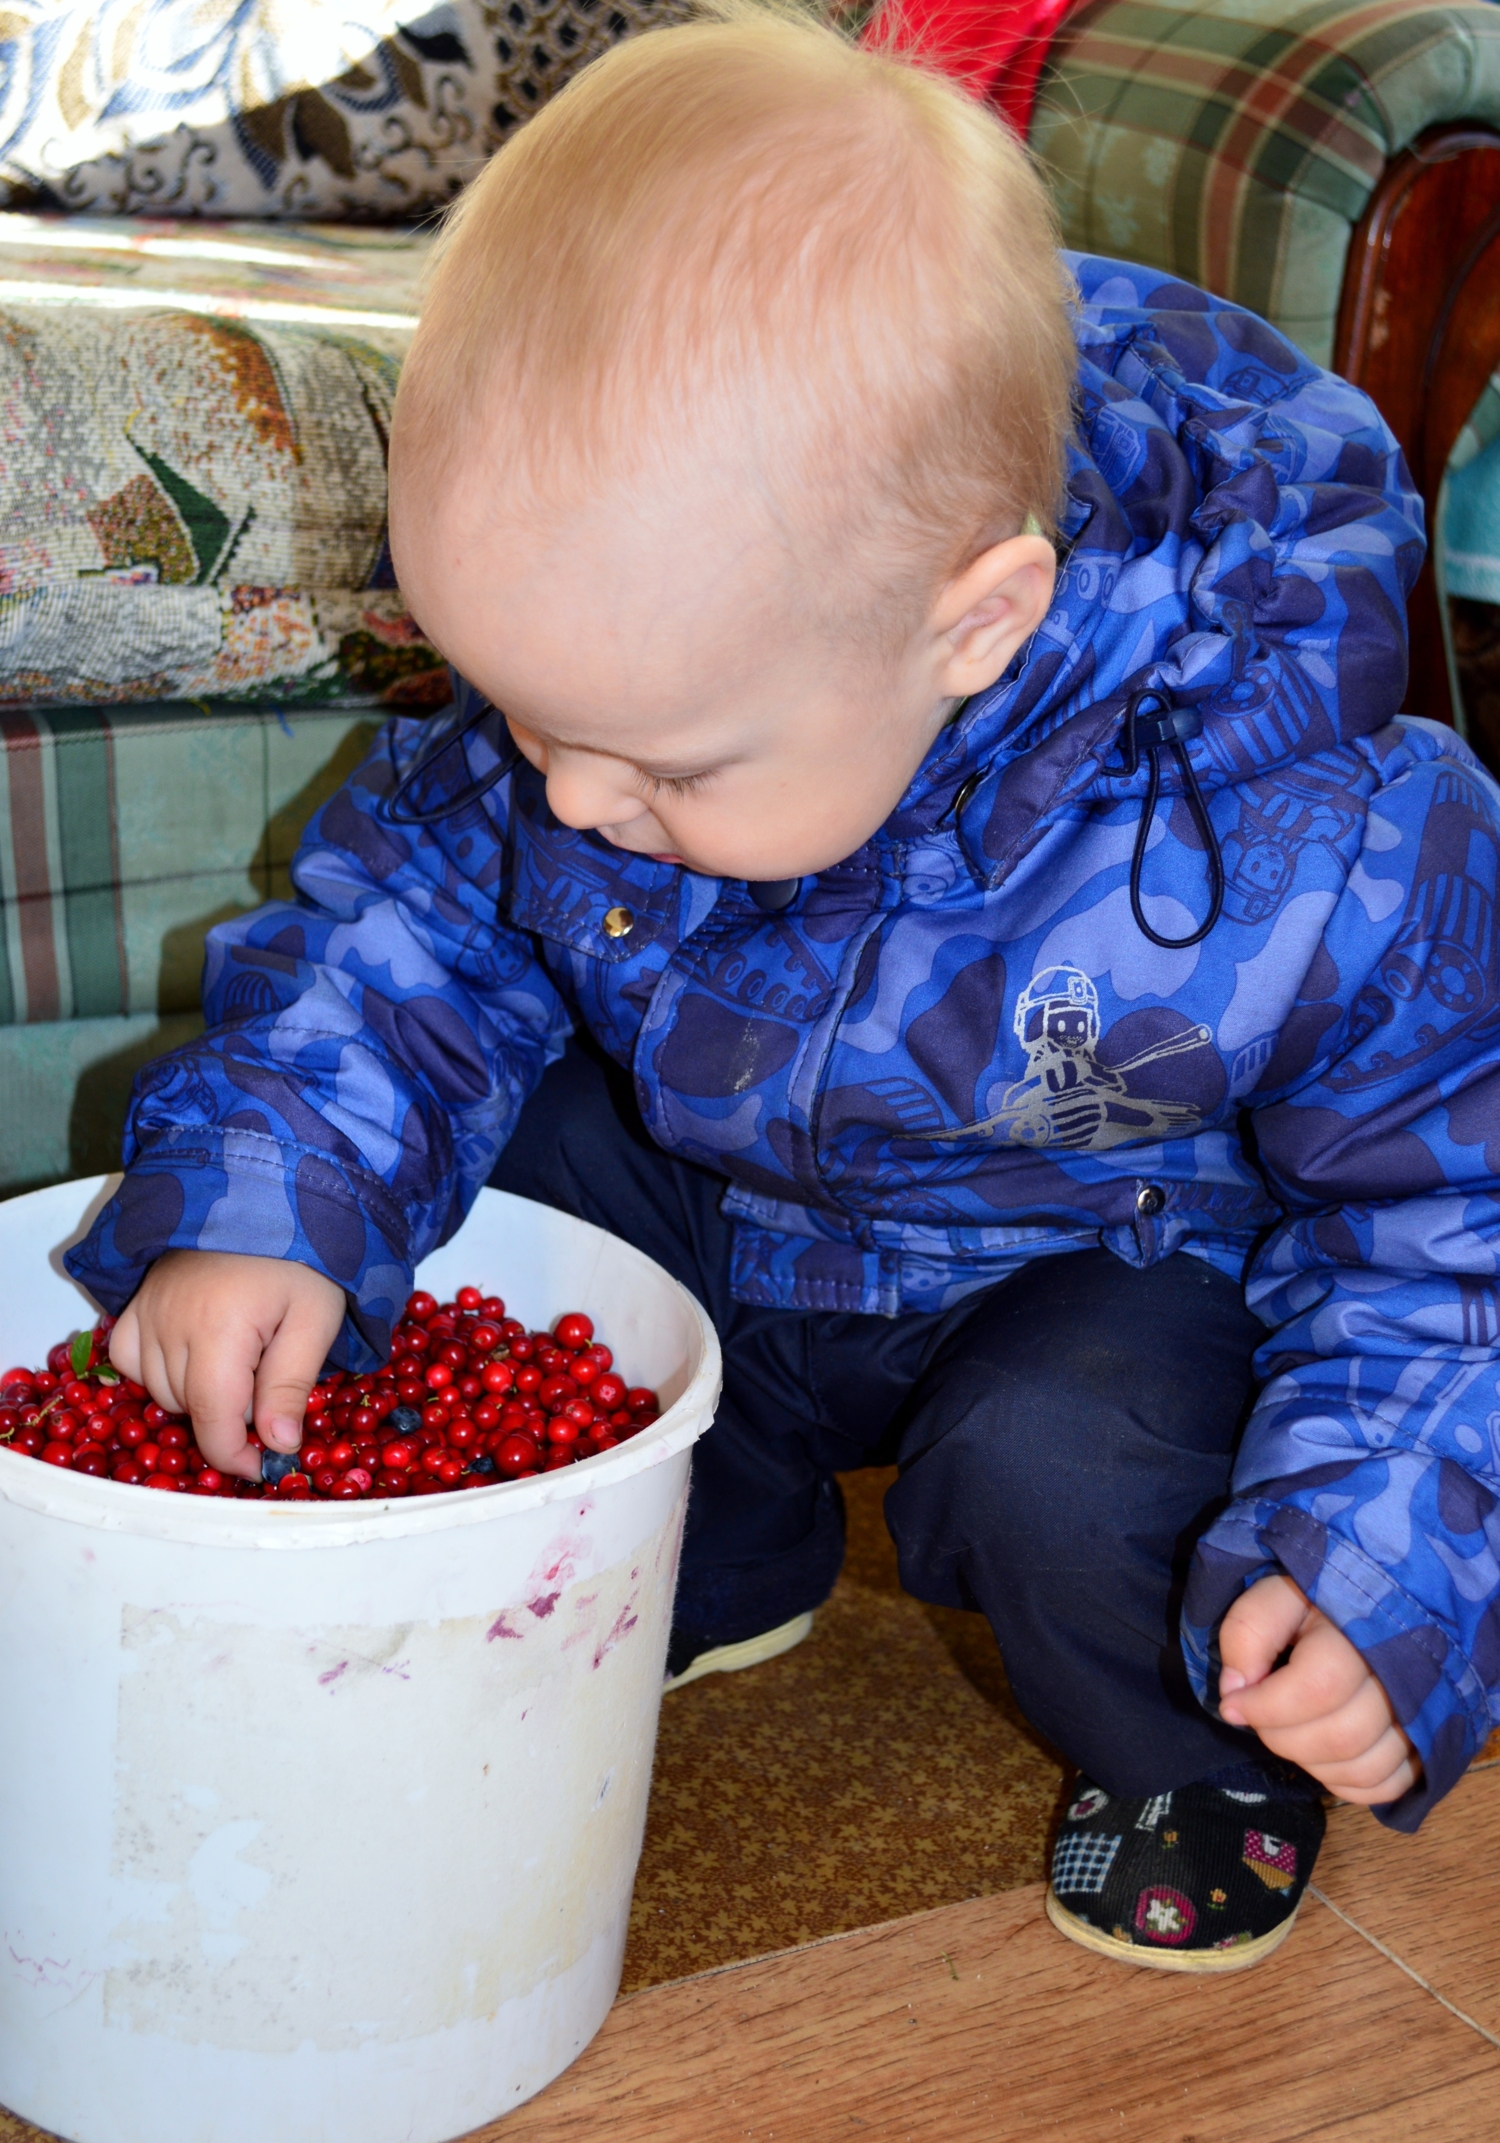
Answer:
[
  {"left": 0, "top": 213, "right": 447, "bottom": 706},
  {"left": 0, "top": 0, "right": 684, "bottom": 219}
]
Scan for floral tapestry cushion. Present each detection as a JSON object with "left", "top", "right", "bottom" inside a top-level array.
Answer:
[
  {"left": 0, "top": 212, "right": 448, "bottom": 706},
  {"left": 0, "top": 0, "right": 684, "bottom": 219}
]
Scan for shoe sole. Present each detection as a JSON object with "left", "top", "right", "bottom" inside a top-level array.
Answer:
[
  {"left": 1045, "top": 1886, "right": 1299, "bottom": 1973},
  {"left": 663, "top": 1611, "right": 815, "bottom": 1692}
]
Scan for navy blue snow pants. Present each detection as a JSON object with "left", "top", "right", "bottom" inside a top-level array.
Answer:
[{"left": 491, "top": 1038, "right": 1267, "bottom": 1795}]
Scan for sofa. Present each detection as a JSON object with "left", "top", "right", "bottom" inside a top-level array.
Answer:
[{"left": 3, "top": 0, "right": 1500, "bottom": 1193}]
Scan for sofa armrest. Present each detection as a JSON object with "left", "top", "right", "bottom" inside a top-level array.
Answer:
[{"left": 1030, "top": 0, "right": 1500, "bottom": 369}]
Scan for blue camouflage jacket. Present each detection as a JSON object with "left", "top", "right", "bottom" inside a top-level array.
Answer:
[{"left": 69, "top": 256, "right": 1500, "bottom": 1829}]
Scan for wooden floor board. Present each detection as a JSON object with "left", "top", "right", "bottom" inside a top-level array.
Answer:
[
  {"left": 1289, "top": 2070, "right": 1500, "bottom": 2143},
  {"left": 485, "top": 1877, "right": 1500, "bottom": 2142},
  {"left": 1314, "top": 1767, "right": 1500, "bottom": 2040}
]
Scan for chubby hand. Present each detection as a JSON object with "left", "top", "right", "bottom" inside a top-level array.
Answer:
[
  {"left": 109, "top": 1250, "right": 345, "bottom": 1481},
  {"left": 1218, "top": 1573, "right": 1422, "bottom": 1808}
]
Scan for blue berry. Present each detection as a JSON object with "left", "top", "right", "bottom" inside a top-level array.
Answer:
[
  {"left": 386, "top": 1405, "right": 423, "bottom": 1436},
  {"left": 261, "top": 1449, "right": 300, "bottom": 1485},
  {"left": 470, "top": 1454, "right": 495, "bottom": 1475}
]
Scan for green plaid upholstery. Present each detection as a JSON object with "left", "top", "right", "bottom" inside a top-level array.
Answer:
[
  {"left": 0, "top": 1010, "right": 204, "bottom": 1193},
  {"left": 0, "top": 696, "right": 379, "bottom": 1188},
  {"left": 1031, "top": 0, "right": 1500, "bottom": 367},
  {"left": 0, "top": 697, "right": 380, "bottom": 1028}
]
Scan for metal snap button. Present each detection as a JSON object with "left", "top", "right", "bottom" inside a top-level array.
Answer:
[
  {"left": 1136, "top": 1184, "right": 1166, "bottom": 1217},
  {"left": 602, "top": 905, "right": 635, "bottom": 940}
]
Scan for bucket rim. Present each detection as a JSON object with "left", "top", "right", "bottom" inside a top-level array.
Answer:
[{"left": 0, "top": 1178, "right": 721, "bottom": 1549}]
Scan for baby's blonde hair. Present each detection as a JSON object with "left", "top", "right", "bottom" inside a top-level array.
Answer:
[{"left": 393, "top": 1, "right": 1076, "bottom": 639}]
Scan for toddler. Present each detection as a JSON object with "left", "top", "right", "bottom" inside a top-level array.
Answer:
[{"left": 70, "top": 4, "right": 1500, "bottom": 1971}]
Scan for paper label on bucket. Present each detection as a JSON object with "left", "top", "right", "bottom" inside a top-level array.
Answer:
[{"left": 100, "top": 1517, "right": 677, "bottom": 2052}]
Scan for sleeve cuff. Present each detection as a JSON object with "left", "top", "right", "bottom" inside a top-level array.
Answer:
[
  {"left": 1183, "top": 1501, "right": 1490, "bottom": 1833},
  {"left": 63, "top": 1128, "right": 414, "bottom": 1371}
]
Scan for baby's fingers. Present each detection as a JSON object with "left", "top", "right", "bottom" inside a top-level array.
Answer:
[
  {"left": 1219, "top": 1574, "right": 1309, "bottom": 1702},
  {"left": 114, "top": 1310, "right": 191, "bottom": 1420},
  {"left": 182, "top": 1334, "right": 261, "bottom": 1481},
  {"left": 1222, "top": 1615, "right": 1369, "bottom": 1733},
  {"left": 107, "top": 1305, "right": 145, "bottom": 1391},
  {"left": 1311, "top": 1726, "right": 1421, "bottom": 1808},
  {"left": 253, "top": 1283, "right": 344, "bottom": 1456}
]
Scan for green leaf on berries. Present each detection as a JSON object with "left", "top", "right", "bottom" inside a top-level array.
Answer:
[
  {"left": 95, "top": 1366, "right": 120, "bottom": 1385},
  {"left": 70, "top": 1330, "right": 92, "bottom": 1376}
]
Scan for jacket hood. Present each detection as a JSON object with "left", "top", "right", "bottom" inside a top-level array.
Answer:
[{"left": 890, "top": 255, "right": 1425, "bottom": 895}]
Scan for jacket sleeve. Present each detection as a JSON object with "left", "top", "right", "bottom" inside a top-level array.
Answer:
[
  {"left": 65, "top": 680, "right": 572, "bottom": 1365},
  {"left": 1182, "top": 726, "right": 1500, "bottom": 1829}
]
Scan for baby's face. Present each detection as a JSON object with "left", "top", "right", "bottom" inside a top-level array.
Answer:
[{"left": 394, "top": 452, "right": 1048, "bottom": 881}]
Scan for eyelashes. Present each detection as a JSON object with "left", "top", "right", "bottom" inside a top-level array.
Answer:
[{"left": 639, "top": 769, "right": 714, "bottom": 800}]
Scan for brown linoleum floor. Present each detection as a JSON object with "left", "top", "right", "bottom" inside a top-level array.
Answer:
[
  {"left": 619, "top": 1464, "right": 1067, "bottom": 1991},
  {"left": 503, "top": 1761, "right": 1500, "bottom": 2143}
]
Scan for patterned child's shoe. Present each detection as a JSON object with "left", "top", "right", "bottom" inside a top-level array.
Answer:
[{"left": 1045, "top": 1775, "right": 1326, "bottom": 1973}]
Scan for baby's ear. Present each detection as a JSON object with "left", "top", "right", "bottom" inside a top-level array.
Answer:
[{"left": 932, "top": 533, "right": 1056, "bottom": 697}]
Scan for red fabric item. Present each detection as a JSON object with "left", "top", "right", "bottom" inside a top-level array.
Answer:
[{"left": 860, "top": 0, "right": 1080, "bottom": 136}]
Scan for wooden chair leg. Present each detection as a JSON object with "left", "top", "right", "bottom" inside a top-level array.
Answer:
[{"left": 1334, "top": 126, "right": 1500, "bottom": 730}]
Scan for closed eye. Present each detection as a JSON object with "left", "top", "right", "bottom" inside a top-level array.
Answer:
[{"left": 637, "top": 768, "right": 715, "bottom": 800}]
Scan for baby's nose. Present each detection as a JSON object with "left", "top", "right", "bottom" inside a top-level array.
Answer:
[{"left": 545, "top": 754, "right": 638, "bottom": 832}]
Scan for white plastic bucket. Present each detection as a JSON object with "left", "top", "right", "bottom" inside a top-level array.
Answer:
[{"left": 0, "top": 1177, "right": 720, "bottom": 2143}]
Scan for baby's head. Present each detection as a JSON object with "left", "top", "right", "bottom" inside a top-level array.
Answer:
[{"left": 390, "top": 2, "right": 1074, "bottom": 879}]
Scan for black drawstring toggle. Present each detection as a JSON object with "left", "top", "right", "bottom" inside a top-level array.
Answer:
[
  {"left": 385, "top": 698, "right": 514, "bottom": 827},
  {"left": 1120, "top": 688, "right": 1224, "bottom": 951}
]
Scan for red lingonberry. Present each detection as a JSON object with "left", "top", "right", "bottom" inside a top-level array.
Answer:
[{"left": 16, "top": 1291, "right": 644, "bottom": 1506}]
